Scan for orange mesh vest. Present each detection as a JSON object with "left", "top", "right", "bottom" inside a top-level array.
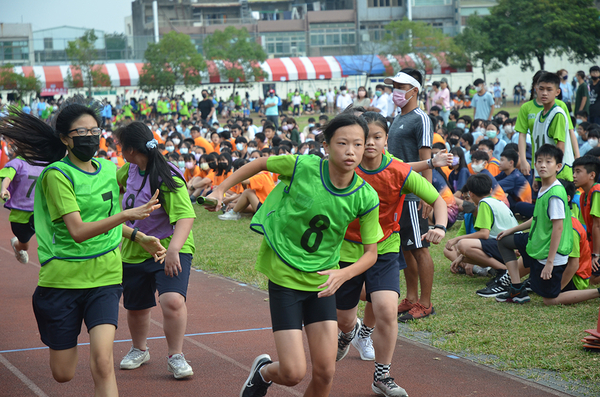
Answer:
[{"left": 572, "top": 216, "right": 592, "bottom": 280}]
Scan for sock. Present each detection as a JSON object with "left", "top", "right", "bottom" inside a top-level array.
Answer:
[
  {"left": 258, "top": 363, "right": 272, "bottom": 384},
  {"left": 374, "top": 362, "right": 391, "bottom": 381},
  {"left": 512, "top": 282, "right": 523, "bottom": 290},
  {"left": 359, "top": 324, "right": 374, "bottom": 339}
]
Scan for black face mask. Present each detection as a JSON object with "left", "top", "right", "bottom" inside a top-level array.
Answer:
[
  {"left": 202, "top": 94, "right": 208, "bottom": 99},
  {"left": 208, "top": 162, "right": 218, "bottom": 170},
  {"left": 70, "top": 135, "right": 100, "bottom": 162},
  {"left": 593, "top": 76, "right": 600, "bottom": 81},
  {"left": 449, "top": 138, "right": 459, "bottom": 146},
  {"left": 218, "top": 162, "right": 228, "bottom": 170}
]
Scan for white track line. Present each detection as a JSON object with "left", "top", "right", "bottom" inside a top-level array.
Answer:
[{"left": 0, "top": 354, "right": 49, "bottom": 397}]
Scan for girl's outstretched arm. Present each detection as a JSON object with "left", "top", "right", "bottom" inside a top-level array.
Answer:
[{"left": 207, "top": 157, "right": 269, "bottom": 210}]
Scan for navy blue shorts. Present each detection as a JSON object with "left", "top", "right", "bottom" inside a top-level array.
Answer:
[
  {"left": 122, "top": 253, "right": 192, "bottom": 311},
  {"left": 11, "top": 215, "right": 35, "bottom": 244},
  {"left": 335, "top": 251, "right": 403, "bottom": 311},
  {"left": 268, "top": 280, "right": 337, "bottom": 331},
  {"left": 399, "top": 201, "right": 430, "bottom": 250},
  {"left": 479, "top": 238, "right": 504, "bottom": 263},
  {"left": 32, "top": 284, "right": 122, "bottom": 350},
  {"left": 512, "top": 233, "right": 565, "bottom": 298}
]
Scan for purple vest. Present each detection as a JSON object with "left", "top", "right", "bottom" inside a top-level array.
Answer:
[
  {"left": 4, "top": 158, "right": 44, "bottom": 212},
  {"left": 123, "top": 163, "right": 183, "bottom": 240}
]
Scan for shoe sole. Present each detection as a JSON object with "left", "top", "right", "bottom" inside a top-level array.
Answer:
[
  {"left": 476, "top": 290, "right": 506, "bottom": 298},
  {"left": 351, "top": 338, "right": 374, "bottom": 361},
  {"left": 398, "top": 308, "right": 435, "bottom": 323},
  {"left": 120, "top": 353, "right": 150, "bottom": 370},
  {"left": 240, "top": 354, "right": 271, "bottom": 397},
  {"left": 372, "top": 382, "right": 409, "bottom": 397},
  {"left": 496, "top": 297, "right": 530, "bottom": 304},
  {"left": 168, "top": 364, "right": 193, "bottom": 379}
]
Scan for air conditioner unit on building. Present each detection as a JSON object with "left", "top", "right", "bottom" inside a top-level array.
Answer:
[
  {"left": 193, "top": 22, "right": 203, "bottom": 27},
  {"left": 361, "top": 33, "right": 370, "bottom": 42}
]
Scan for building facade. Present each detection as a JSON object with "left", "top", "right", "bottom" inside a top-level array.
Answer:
[{"left": 0, "top": 23, "right": 34, "bottom": 66}]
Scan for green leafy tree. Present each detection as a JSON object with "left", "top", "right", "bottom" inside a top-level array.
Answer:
[
  {"left": 65, "top": 29, "right": 111, "bottom": 97},
  {"left": 203, "top": 26, "right": 267, "bottom": 95},
  {"left": 383, "top": 18, "right": 458, "bottom": 72},
  {"left": 105, "top": 33, "right": 128, "bottom": 60},
  {"left": 472, "top": 0, "right": 600, "bottom": 71},
  {"left": 0, "top": 64, "right": 42, "bottom": 103},
  {"left": 139, "top": 31, "right": 206, "bottom": 98}
]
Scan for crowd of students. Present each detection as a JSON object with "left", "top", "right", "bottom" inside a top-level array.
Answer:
[{"left": 0, "top": 64, "right": 600, "bottom": 397}]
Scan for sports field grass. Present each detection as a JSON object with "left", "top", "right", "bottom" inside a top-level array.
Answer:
[{"left": 191, "top": 207, "right": 600, "bottom": 392}]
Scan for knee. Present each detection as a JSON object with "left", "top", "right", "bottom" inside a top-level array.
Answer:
[
  {"left": 160, "top": 294, "right": 186, "bottom": 314},
  {"left": 90, "top": 353, "right": 114, "bottom": 379},
  {"left": 336, "top": 312, "right": 356, "bottom": 333},
  {"left": 52, "top": 369, "right": 75, "bottom": 383},
  {"left": 311, "top": 362, "right": 335, "bottom": 386},
  {"left": 456, "top": 240, "right": 468, "bottom": 255},
  {"left": 278, "top": 367, "right": 306, "bottom": 386}
]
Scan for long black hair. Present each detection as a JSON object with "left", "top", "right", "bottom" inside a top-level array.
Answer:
[
  {"left": 216, "top": 152, "right": 233, "bottom": 176},
  {"left": 322, "top": 112, "right": 368, "bottom": 144},
  {"left": 115, "top": 121, "right": 182, "bottom": 207},
  {"left": 0, "top": 95, "right": 101, "bottom": 166},
  {"left": 361, "top": 111, "right": 389, "bottom": 135}
]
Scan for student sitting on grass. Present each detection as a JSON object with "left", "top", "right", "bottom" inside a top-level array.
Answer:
[
  {"left": 468, "top": 151, "right": 510, "bottom": 208},
  {"left": 445, "top": 174, "right": 515, "bottom": 295},
  {"left": 476, "top": 139, "right": 501, "bottom": 176},
  {"left": 572, "top": 155, "right": 600, "bottom": 285},
  {"left": 496, "top": 149, "right": 533, "bottom": 218},
  {"left": 496, "top": 144, "right": 600, "bottom": 304}
]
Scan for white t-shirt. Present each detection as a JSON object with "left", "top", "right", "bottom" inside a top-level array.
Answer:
[
  {"left": 372, "top": 94, "right": 389, "bottom": 117},
  {"left": 326, "top": 91, "right": 335, "bottom": 103},
  {"left": 336, "top": 94, "right": 353, "bottom": 111},
  {"left": 292, "top": 95, "right": 302, "bottom": 106},
  {"left": 536, "top": 181, "right": 568, "bottom": 266}
]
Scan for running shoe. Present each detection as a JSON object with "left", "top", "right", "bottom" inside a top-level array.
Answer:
[
  {"left": 397, "top": 298, "right": 415, "bottom": 315},
  {"left": 472, "top": 265, "right": 493, "bottom": 277},
  {"left": 11, "top": 237, "right": 28, "bottom": 264},
  {"left": 167, "top": 353, "right": 194, "bottom": 379},
  {"left": 240, "top": 354, "right": 272, "bottom": 397},
  {"left": 351, "top": 335, "right": 375, "bottom": 361},
  {"left": 120, "top": 346, "right": 150, "bottom": 370},
  {"left": 476, "top": 280, "right": 508, "bottom": 298},
  {"left": 218, "top": 210, "right": 241, "bottom": 220},
  {"left": 522, "top": 277, "right": 532, "bottom": 292},
  {"left": 337, "top": 318, "right": 361, "bottom": 362},
  {"left": 495, "top": 286, "right": 530, "bottom": 304},
  {"left": 372, "top": 374, "right": 408, "bottom": 397},
  {"left": 398, "top": 302, "right": 435, "bottom": 323}
]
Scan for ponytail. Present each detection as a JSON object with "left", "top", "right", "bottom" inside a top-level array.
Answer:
[{"left": 116, "top": 121, "right": 182, "bottom": 207}]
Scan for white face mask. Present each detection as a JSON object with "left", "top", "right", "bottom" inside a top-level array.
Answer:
[
  {"left": 472, "top": 162, "right": 486, "bottom": 173},
  {"left": 589, "top": 138, "right": 599, "bottom": 148},
  {"left": 247, "top": 147, "right": 256, "bottom": 154},
  {"left": 172, "top": 138, "right": 181, "bottom": 145}
]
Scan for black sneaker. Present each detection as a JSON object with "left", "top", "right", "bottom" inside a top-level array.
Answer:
[
  {"left": 522, "top": 277, "right": 532, "bottom": 292},
  {"left": 476, "top": 280, "right": 509, "bottom": 298},
  {"left": 496, "top": 285, "right": 530, "bottom": 304},
  {"left": 240, "top": 354, "right": 272, "bottom": 397}
]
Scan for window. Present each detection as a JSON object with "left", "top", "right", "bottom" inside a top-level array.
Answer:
[
  {"left": 0, "top": 41, "right": 30, "bottom": 61},
  {"left": 262, "top": 32, "right": 306, "bottom": 57},
  {"left": 368, "top": 0, "right": 399, "bottom": 7},
  {"left": 310, "top": 24, "right": 355, "bottom": 48},
  {"left": 44, "top": 38, "right": 53, "bottom": 50}
]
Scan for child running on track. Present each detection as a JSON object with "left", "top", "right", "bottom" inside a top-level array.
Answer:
[
  {"left": 207, "top": 113, "right": 383, "bottom": 397},
  {"left": 116, "top": 121, "right": 196, "bottom": 379},
  {"left": 335, "top": 111, "right": 448, "bottom": 397},
  {"left": 0, "top": 156, "right": 44, "bottom": 263},
  {"left": 0, "top": 97, "right": 166, "bottom": 397}
]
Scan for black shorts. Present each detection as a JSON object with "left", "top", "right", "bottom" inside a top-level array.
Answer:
[
  {"left": 399, "top": 201, "right": 430, "bottom": 250},
  {"left": 122, "top": 253, "right": 192, "bottom": 310},
  {"left": 335, "top": 252, "right": 403, "bottom": 311},
  {"left": 11, "top": 216, "right": 35, "bottom": 244},
  {"left": 32, "top": 284, "right": 122, "bottom": 350},
  {"left": 268, "top": 280, "right": 337, "bottom": 331},
  {"left": 512, "top": 233, "right": 565, "bottom": 298},
  {"left": 479, "top": 238, "right": 504, "bottom": 263}
]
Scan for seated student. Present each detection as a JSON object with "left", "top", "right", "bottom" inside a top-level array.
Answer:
[
  {"left": 456, "top": 116, "right": 469, "bottom": 134},
  {"left": 218, "top": 159, "right": 276, "bottom": 220},
  {"left": 496, "top": 144, "right": 600, "bottom": 304},
  {"left": 477, "top": 139, "right": 501, "bottom": 176},
  {"left": 496, "top": 149, "right": 533, "bottom": 218},
  {"left": 468, "top": 151, "right": 509, "bottom": 207},
  {"left": 443, "top": 202, "right": 477, "bottom": 272},
  {"left": 235, "top": 136, "right": 249, "bottom": 159},
  {"left": 446, "top": 174, "right": 517, "bottom": 297},
  {"left": 576, "top": 110, "right": 588, "bottom": 125},
  {"left": 429, "top": 167, "right": 459, "bottom": 229},
  {"left": 447, "top": 110, "right": 459, "bottom": 131},
  {"left": 448, "top": 146, "right": 471, "bottom": 193},
  {"left": 262, "top": 123, "right": 276, "bottom": 147},
  {"left": 188, "top": 152, "right": 218, "bottom": 199},
  {"left": 460, "top": 132, "right": 474, "bottom": 164},
  {"left": 572, "top": 155, "right": 600, "bottom": 285},
  {"left": 482, "top": 121, "right": 507, "bottom": 160},
  {"left": 576, "top": 121, "right": 591, "bottom": 148},
  {"left": 580, "top": 127, "right": 600, "bottom": 156},
  {"left": 183, "top": 153, "right": 201, "bottom": 182}
]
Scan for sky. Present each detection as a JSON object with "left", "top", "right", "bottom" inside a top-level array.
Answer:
[{"left": 1, "top": 0, "right": 132, "bottom": 34}]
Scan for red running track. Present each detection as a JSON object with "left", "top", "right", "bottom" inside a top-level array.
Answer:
[{"left": 0, "top": 209, "right": 570, "bottom": 397}]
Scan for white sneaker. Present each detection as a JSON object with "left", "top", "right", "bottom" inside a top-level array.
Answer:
[
  {"left": 218, "top": 210, "right": 241, "bottom": 221},
  {"left": 337, "top": 317, "right": 361, "bottom": 362},
  {"left": 11, "top": 237, "right": 28, "bottom": 264},
  {"left": 167, "top": 353, "right": 193, "bottom": 379},
  {"left": 120, "top": 346, "right": 150, "bottom": 369},
  {"left": 372, "top": 374, "right": 408, "bottom": 397},
  {"left": 352, "top": 335, "right": 375, "bottom": 361}
]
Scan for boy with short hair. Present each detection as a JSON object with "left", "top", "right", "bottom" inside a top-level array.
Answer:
[
  {"left": 477, "top": 139, "right": 501, "bottom": 176},
  {"left": 471, "top": 78, "right": 494, "bottom": 121},
  {"left": 532, "top": 72, "right": 575, "bottom": 182},
  {"left": 445, "top": 174, "right": 514, "bottom": 294},
  {"left": 572, "top": 155, "right": 600, "bottom": 285},
  {"left": 496, "top": 145, "right": 600, "bottom": 304},
  {"left": 496, "top": 149, "right": 533, "bottom": 217}
]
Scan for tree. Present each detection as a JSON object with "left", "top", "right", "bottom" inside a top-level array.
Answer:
[
  {"left": 105, "top": 33, "right": 128, "bottom": 60},
  {"left": 139, "top": 31, "right": 206, "bottom": 98},
  {"left": 383, "top": 18, "right": 458, "bottom": 72},
  {"left": 472, "top": 0, "right": 600, "bottom": 71},
  {"left": 203, "top": 26, "right": 267, "bottom": 95},
  {"left": 0, "top": 64, "right": 42, "bottom": 102},
  {"left": 65, "top": 29, "right": 111, "bottom": 97}
]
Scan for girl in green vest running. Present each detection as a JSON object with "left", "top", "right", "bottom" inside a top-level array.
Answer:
[
  {"left": 207, "top": 113, "right": 383, "bottom": 397},
  {"left": 0, "top": 96, "right": 166, "bottom": 397}
]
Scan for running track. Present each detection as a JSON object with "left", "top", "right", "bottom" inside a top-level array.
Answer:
[{"left": 0, "top": 209, "right": 570, "bottom": 397}]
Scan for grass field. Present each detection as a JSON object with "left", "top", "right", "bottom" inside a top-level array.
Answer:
[{"left": 190, "top": 206, "right": 600, "bottom": 392}]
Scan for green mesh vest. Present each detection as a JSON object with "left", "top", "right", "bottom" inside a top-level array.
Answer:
[
  {"left": 35, "top": 157, "right": 122, "bottom": 266},
  {"left": 526, "top": 184, "right": 573, "bottom": 260},
  {"left": 250, "top": 155, "right": 379, "bottom": 272}
]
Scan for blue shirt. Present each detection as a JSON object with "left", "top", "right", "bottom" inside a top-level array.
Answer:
[
  {"left": 472, "top": 92, "right": 494, "bottom": 120},
  {"left": 448, "top": 167, "right": 471, "bottom": 193},
  {"left": 496, "top": 169, "right": 528, "bottom": 201},
  {"left": 264, "top": 96, "right": 279, "bottom": 116},
  {"left": 492, "top": 139, "right": 507, "bottom": 160}
]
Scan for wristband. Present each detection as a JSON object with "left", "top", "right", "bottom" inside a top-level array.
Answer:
[
  {"left": 434, "top": 224, "right": 447, "bottom": 233},
  {"left": 427, "top": 158, "right": 434, "bottom": 169},
  {"left": 593, "top": 254, "right": 600, "bottom": 258},
  {"left": 130, "top": 227, "right": 139, "bottom": 242}
]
